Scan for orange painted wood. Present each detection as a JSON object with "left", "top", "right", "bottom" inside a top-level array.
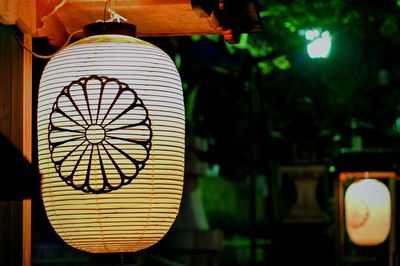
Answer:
[
  {"left": 0, "top": 0, "right": 36, "bottom": 33},
  {"left": 22, "top": 199, "right": 31, "bottom": 266},
  {"left": 35, "top": 0, "right": 222, "bottom": 46},
  {"left": 22, "top": 33, "right": 32, "bottom": 266}
]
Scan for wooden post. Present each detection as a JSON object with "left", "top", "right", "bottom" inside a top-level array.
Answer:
[
  {"left": 22, "top": 33, "right": 32, "bottom": 266},
  {"left": 0, "top": 24, "right": 32, "bottom": 266},
  {"left": 388, "top": 177, "right": 396, "bottom": 266}
]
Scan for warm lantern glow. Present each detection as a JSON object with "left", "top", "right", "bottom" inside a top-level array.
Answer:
[
  {"left": 37, "top": 29, "right": 185, "bottom": 253},
  {"left": 345, "top": 179, "right": 390, "bottom": 246}
]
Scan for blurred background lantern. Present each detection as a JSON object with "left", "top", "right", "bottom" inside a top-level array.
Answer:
[
  {"left": 335, "top": 149, "right": 399, "bottom": 266},
  {"left": 36, "top": 22, "right": 185, "bottom": 254},
  {"left": 344, "top": 178, "right": 391, "bottom": 246}
]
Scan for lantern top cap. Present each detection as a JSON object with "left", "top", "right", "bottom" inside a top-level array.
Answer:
[{"left": 83, "top": 22, "right": 137, "bottom": 38}]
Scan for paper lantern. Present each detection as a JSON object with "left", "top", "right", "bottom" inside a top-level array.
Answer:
[
  {"left": 37, "top": 23, "right": 185, "bottom": 253},
  {"left": 344, "top": 179, "right": 390, "bottom": 246}
]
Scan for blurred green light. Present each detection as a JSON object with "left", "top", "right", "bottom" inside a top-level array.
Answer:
[
  {"left": 257, "top": 62, "right": 274, "bottom": 75},
  {"left": 272, "top": 55, "right": 291, "bottom": 70},
  {"left": 333, "top": 134, "right": 341, "bottom": 142},
  {"left": 394, "top": 117, "right": 400, "bottom": 132},
  {"left": 329, "top": 165, "right": 336, "bottom": 173},
  {"left": 306, "top": 30, "right": 332, "bottom": 59}
]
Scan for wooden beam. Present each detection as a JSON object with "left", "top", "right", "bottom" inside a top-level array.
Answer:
[
  {"left": 35, "top": 0, "right": 222, "bottom": 46},
  {"left": 0, "top": 0, "right": 36, "bottom": 34}
]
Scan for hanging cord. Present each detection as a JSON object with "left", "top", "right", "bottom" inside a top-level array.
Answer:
[
  {"left": 12, "top": 29, "right": 83, "bottom": 59},
  {"left": 43, "top": 0, "right": 67, "bottom": 22},
  {"left": 13, "top": 0, "right": 126, "bottom": 59},
  {"left": 103, "top": 0, "right": 109, "bottom": 23},
  {"left": 12, "top": 0, "right": 82, "bottom": 59},
  {"left": 99, "top": 0, "right": 127, "bottom": 23}
]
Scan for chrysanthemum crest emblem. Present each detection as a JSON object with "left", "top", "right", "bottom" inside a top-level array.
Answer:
[{"left": 48, "top": 75, "right": 152, "bottom": 193}]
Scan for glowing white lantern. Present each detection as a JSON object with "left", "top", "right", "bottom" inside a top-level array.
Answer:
[
  {"left": 345, "top": 179, "right": 390, "bottom": 246},
  {"left": 37, "top": 23, "right": 185, "bottom": 253}
]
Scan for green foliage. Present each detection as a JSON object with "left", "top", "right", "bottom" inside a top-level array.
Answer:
[{"left": 176, "top": 0, "right": 400, "bottom": 179}]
